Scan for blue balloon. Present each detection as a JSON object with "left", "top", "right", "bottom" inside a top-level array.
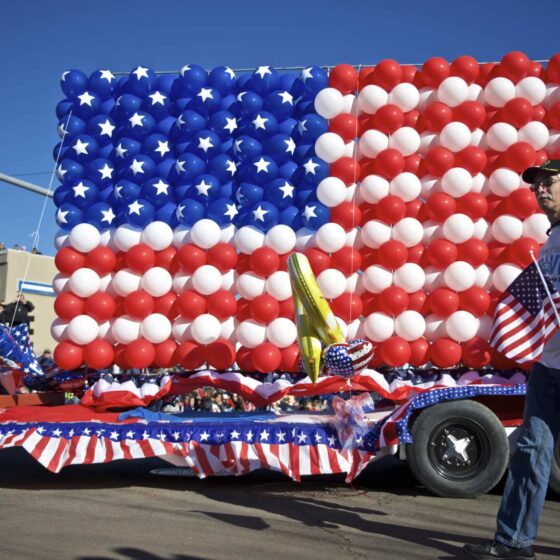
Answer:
[
  {"left": 249, "top": 201, "right": 279, "bottom": 232},
  {"left": 233, "top": 135, "right": 262, "bottom": 162},
  {"left": 172, "top": 152, "right": 206, "bottom": 182},
  {"left": 68, "top": 134, "right": 99, "bottom": 163},
  {"left": 236, "top": 182, "right": 264, "bottom": 208},
  {"left": 86, "top": 202, "right": 117, "bottom": 228},
  {"left": 208, "top": 66, "right": 237, "bottom": 95},
  {"left": 155, "top": 202, "right": 179, "bottom": 228},
  {"left": 173, "top": 184, "right": 190, "bottom": 202},
  {"left": 56, "top": 203, "right": 84, "bottom": 230},
  {"left": 174, "top": 109, "right": 207, "bottom": 137},
  {"left": 299, "top": 157, "right": 329, "bottom": 186},
  {"left": 122, "top": 110, "right": 157, "bottom": 140},
  {"left": 125, "top": 198, "right": 155, "bottom": 227},
  {"left": 207, "top": 154, "right": 237, "bottom": 183},
  {"left": 56, "top": 99, "right": 74, "bottom": 119},
  {"left": 220, "top": 181, "right": 234, "bottom": 199},
  {"left": 61, "top": 69, "right": 88, "bottom": 98},
  {"left": 176, "top": 198, "right": 205, "bottom": 226},
  {"left": 98, "top": 186, "right": 113, "bottom": 202},
  {"left": 141, "top": 177, "right": 172, "bottom": 207},
  {"left": 157, "top": 158, "right": 176, "bottom": 180},
  {"left": 101, "top": 98, "right": 116, "bottom": 115},
  {"left": 220, "top": 138, "right": 233, "bottom": 154},
  {"left": 67, "top": 179, "right": 99, "bottom": 209},
  {"left": 247, "top": 155, "right": 278, "bottom": 185},
  {"left": 264, "top": 90, "right": 295, "bottom": 120},
  {"left": 277, "top": 117, "right": 298, "bottom": 136},
  {"left": 173, "top": 98, "right": 191, "bottom": 113},
  {"left": 190, "top": 174, "right": 221, "bottom": 203},
  {"left": 249, "top": 66, "right": 280, "bottom": 96},
  {"left": 248, "top": 110, "right": 278, "bottom": 139},
  {"left": 279, "top": 72, "right": 299, "bottom": 92},
  {"left": 278, "top": 160, "right": 299, "bottom": 181},
  {"left": 207, "top": 197, "right": 239, "bottom": 225},
  {"left": 53, "top": 185, "right": 71, "bottom": 207},
  {"left": 232, "top": 90, "right": 263, "bottom": 117},
  {"left": 265, "top": 133, "right": 296, "bottom": 164},
  {"left": 235, "top": 73, "right": 252, "bottom": 92},
  {"left": 296, "top": 187, "right": 315, "bottom": 207},
  {"left": 297, "top": 66, "right": 329, "bottom": 98},
  {"left": 157, "top": 74, "right": 178, "bottom": 94},
  {"left": 87, "top": 114, "right": 116, "bottom": 145},
  {"left": 98, "top": 143, "right": 113, "bottom": 159},
  {"left": 157, "top": 116, "right": 176, "bottom": 136},
  {"left": 86, "top": 158, "right": 115, "bottom": 187},
  {"left": 207, "top": 110, "right": 237, "bottom": 140},
  {"left": 263, "top": 178, "right": 296, "bottom": 210},
  {"left": 110, "top": 137, "right": 142, "bottom": 162},
  {"left": 294, "top": 114, "right": 328, "bottom": 142},
  {"left": 220, "top": 94, "right": 236, "bottom": 111},
  {"left": 192, "top": 129, "right": 221, "bottom": 159},
  {"left": 300, "top": 201, "right": 330, "bottom": 230},
  {"left": 58, "top": 115, "right": 86, "bottom": 139},
  {"left": 114, "top": 93, "right": 142, "bottom": 121},
  {"left": 72, "top": 90, "right": 102, "bottom": 119},
  {"left": 189, "top": 87, "right": 222, "bottom": 116},
  {"left": 278, "top": 205, "right": 303, "bottom": 230},
  {"left": 127, "top": 66, "right": 158, "bottom": 96},
  {"left": 53, "top": 142, "right": 70, "bottom": 161},
  {"left": 121, "top": 154, "right": 157, "bottom": 183},
  {"left": 113, "top": 179, "right": 142, "bottom": 203},
  {"left": 88, "top": 69, "right": 117, "bottom": 99},
  {"left": 57, "top": 159, "right": 85, "bottom": 185},
  {"left": 143, "top": 133, "right": 173, "bottom": 162},
  {"left": 172, "top": 64, "right": 207, "bottom": 98},
  {"left": 141, "top": 90, "right": 171, "bottom": 119},
  {"left": 294, "top": 143, "right": 315, "bottom": 163}
]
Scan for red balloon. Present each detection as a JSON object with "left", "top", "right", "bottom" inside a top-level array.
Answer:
[
  {"left": 408, "top": 290, "right": 428, "bottom": 313},
  {"left": 114, "top": 252, "right": 128, "bottom": 271},
  {"left": 374, "top": 104, "right": 404, "bottom": 134},
  {"left": 278, "top": 252, "right": 292, "bottom": 272},
  {"left": 330, "top": 293, "right": 363, "bottom": 323},
  {"left": 378, "top": 240, "right": 408, "bottom": 269},
  {"left": 177, "top": 341, "right": 205, "bottom": 369},
  {"left": 430, "top": 338, "right": 462, "bottom": 368},
  {"left": 404, "top": 154, "right": 422, "bottom": 175},
  {"left": 377, "top": 195, "right": 407, "bottom": 224},
  {"left": 422, "top": 57, "right": 451, "bottom": 87},
  {"left": 330, "top": 247, "right": 361, "bottom": 275},
  {"left": 499, "top": 51, "right": 530, "bottom": 82},
  {"left": 486, "top": 194, "right": 506, "bottom": 221},
  {"left": 329, "top": 113, "right": 358, "bottom": 142},
  {"left": 250, "top": 247, "right": 280, "bottom": 276},
  {"left": 426, "top": 146, "right": 455, "bottom": 176},
  {"left": 55, "top": 247, "right": 86, "bottom": 274},
  {"left": 252, "top": 343, "right": 281, "bottom": 373},
  {"left": 235, "top": 298, "right": 252, "bottom": 321},
  {"left": 487, "top": 242, "right": 508, "bottom": 268},
  {"left": 507, "top": 238, "right": 541, "bottom": 268},
  {"left": 403, "top": 109, "right": 420, "bottom": 129},
  {"left": 535, "top": 149, "right": 549, "bottom": 166},
  {"left": 205, "top": 339, "right": 236, "bottom": 369},
  {"left": 371, "top": 59, "right": 403, "bottom": 91},
  {"left": 547, "top": 53, "right": 560, "bottom": 83},
  {"left": 533, "top": 104, "right": 546, "bottom": 122},
  {"left": 379, "top": 336, "right": 411, "bottom": 367},
  {"left": 83, "top": 339, "right": 115, "bottom": 369},
  {"left": 360, "top": 247, "right": 378, "bottom": 268},
  {"left": 278, "top": 296, "right": 294, "bottom": 319},
  {"left": 401, "top": 65, "right": 418, "bottom": 83},
  {"left": 502, "top": 98, "right": 533, "bottom": 128},
  {"left": 280, "top": 343, "right": 300, "bottom": 372},
  {"left": 361, "top": 292, "right": 379, "bottom": 315},
  {"left": 423, "top": 102, "right": 453, "bottom": 132},
  {"left": 330, "top": 201, "right": 361, "bottom": 231},
  {"left": 451, "top": 55, "right": 479, "bottom": 84},
  {"left": 477, "top": 62, "right": 496, "bottom": 87},
  {"left": 54, "top": 341, "right": 84, "bottom": 370},
  {"left": 114, "top": 344, "right": 129, "bottom": 369},
  {"left": 330, "top": 157, "right": 360, "bottom": 186},
  {"left": 329, "top": 64, "right": 359, "bottom": 94},
  {"left": 491, "top": 348, "right": 526, "bottom": 371},
  {"left": 84, "top": 292, "right": 116, "bottom": 322},
  {"left": 547, "top": 102, "right": 560, "bottom": 129},
  {"left": 504, "top": 142, "right": 537, "bottom": 173},
  {"left": 407, "top": 243, "right": 425, "bottom": 265},
  {"left": 177, "top": 244, "right": 207, "bottom": 272},
  {"left": 462, "top": 337, "right": 492, "bottom": 368},
  {"left": 459, "top": 287, "right": 490, "bottom": 316},
  {"left": 86, "top": 246, "right": 117, "bottom": 275},
  {"left": 453, "top": 101, "right": 486, "bottom": 130},
  {"left": 153, "top": 292, "right": 178, "bottom": 318},
  {"left": 55, "top": 292, "right": 85, "bottom": 320},
  {"left": 250, "top": 294, "right": 280, "bottom": 323},
  {"left": 528, "top": 61, "right": 544, "bottom": 78},
  {"left": 427, "top": 192, "right": 457, "bottom": 222},
  {"left": 207, "top": 290, "right": 237, "bottom": 320},
  {"left": 455, "top": 147, "right": 487, "bottom": 175},
  {"left": 207, "top": 243, "right": 238, "bottom": 271},
  {"left": 426, "top": 239, "right": 458, "bottom": 268},
  {"left": 429, "top": 288, "right": 460, "bottom": 316},
  {"left": 374, "top": 149, "right": 405, "bottom": 179},
  {"left": 457, "top": 239, "right": 489, "bottom": 267},
  {"left": 126, "top": 244, "right": 156, "bottom": 273},
  {"left": 236, "top": 252, "right": 252, "bottom": 274},
  {"left": 124, "top": 290, "right": 154, "bottom": 319},
  {"left": 456, "top": 192, "right": 488, "bottom": 220},
  {"left": 153, "top": 339, "right": 178, "bottom": 368},
  {"left": 236, "top": 346, "right": 254, "bottom": 371},
  {"left": 378, "top": 286, "right": 409, "bottom": 315},
  {"left": 304, "top": 248, "right": 330, "bottom": 275},
  {"left": 409, "top": 338, "right": 430, "bottom": 366},
  {"left": 154, "top": 246, "right": 178, "bottom": 273},
  {"left": 177, "top": 290, "right": 206, "bottom": 320}
]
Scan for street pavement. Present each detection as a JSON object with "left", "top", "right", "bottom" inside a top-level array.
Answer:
[{"left": 0, "top": 447, "right": 558, "bottom": 560}]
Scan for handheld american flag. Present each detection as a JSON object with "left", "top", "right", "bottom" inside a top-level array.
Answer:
[{"left": 489, "top": 262, "right": 560, "bottom": 364}]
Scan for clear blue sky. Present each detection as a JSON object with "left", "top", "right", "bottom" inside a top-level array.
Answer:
[{"left": 0, "top": 0, "right": 558, "bottom": 255}]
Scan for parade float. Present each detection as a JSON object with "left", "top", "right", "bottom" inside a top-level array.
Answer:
[{"left": 1, "top": 51, "right": 560, "bottom": 498}]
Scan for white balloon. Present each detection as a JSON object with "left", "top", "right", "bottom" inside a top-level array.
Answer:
[
  {"left": 467, "top": 83, "right": 484, "bottom": 102},
  {"left": 314, "top": 132, "right": 346, "bottom": 163},
  {"left": 220, "top": 269, "right": 236, "bottom": 291},
  {"left": 515, "top": 77, "right": 546, "bottom": 105},
  {"left": 470, "top": 128, "right": 486, "bottom": 148},
  {"left": 335, "top": 317, "right": 348, "bottom": 339},
  {"left": 265, "top": 271, "right": 292, "bottom": 300},
  {"left": 484, "top": 77, "right": 516, "bottom": 107},
  {"left": 418, "top": 87, "right": 437, "bottom": 111},
  {"left": 142, "top": 221, "right": 173, "bottom": 251},
  {"left": 362, "top": 265, "right": 393, "bottom": 294},
  {"left": 237, "top": 272, "right": 266, "bottom": 300},
  {"left": 173, "top": 225, "right": 192, "bottom": 248},
  {"left": 441, "top": 167, "right": 473, "bottom": 197},
  {"left": 114, "top": 224, "right": 143, "bottom": 252},
  {"left": 69, "top": 268, "right": 101, "bottom": 298},
  {"left": 523, "top": 214, "right": 549, "bottom": 244},
  {"left": 317, "top": 268, "right": 346, "bottom": 299},
  {"left": 471, "top": 172, "right": 487, "bottom": 193},
  {"left": 358, "top": 84, "right": 388, "bottom": 114},
  {"left": 360, "top": 175, "right": 390, "bottom": 203},
  {"left": 236, "top": 319, "right": 267, "bottom": 348},
  {"left": 389, "top": 172, "right": 422, "bottom": 202},
  {"left": 346, "top": 227, "right": 362, "bottom": 249},
  {"left": 419, "top": 131, "right": 439, "bottom": 156},
  {"left": 394, "top": 310, "right": 426, "bottom": 341},
  {"left": 544, "top": 84, "right": 560, "bottom": 109},
  {"left": 234, "top": 226, "right": 265, "bottom": 254},
  {"left": 359, "top": 129, "right": 389, "bottom": 159},
  {"left": 347, "top": 318, "right": 364, "bottom": 340},
  {"left": 486, "top": 122, "right": 518, "bottom": 152},
  {"left": 393, "top": 263, "right": 425, "bottom": 292},
  {"left": 437, "top": 76, "right": 469, "bottom": 107},
  {"left": 141, "top": 267, "right": 172, "bottom": 297},
  {"left": 51, "top": 318, "right": 70, "bottom": 341},
  {"left": 546, "top": 129, "right": 560, "bottom": 155},
  {"left": 141, "top": 314, "right": 172, "bottom": 343},
  {"left": 191, "top": 264, "right": 222, "bottom": 295},
  {"left": 361, "top": 220, "right": 392, "bottom": 248},
  {"left": 315, "top": 223, "right": 346, "bottom": 253},
  {"left": 112, "top": 315, "right": 142, "bottom": 344},
  {"left": 266, "top": 318, "right": 297, "bottom": 348},
  {"left": 190, "top": 219, "right": 221, "bottom": 249},
  {"left": 220, "top": 317, "right": 238, "bottom": 342},
  {"left": 439, "top": 121, "right": 471, "bottom": 152},
  {"left": 518, "top": 121, "right": 549, "bottom": 150},
  {"left": 346, "top": 272, "right": 364, "bottom": 295},
  {"left": 425, "top": 314, "right": 446, "bottom": 341},
  {"left": 491, "top": 215, "right": 523, "bottom": 244},
  {"left": 191, "top": 313, "right": 221, "bottom": 344},
  {"left": 342, "top": 93, "right": 358, "bottom": 114},
  {"left": 111, "top": 270, "right": 142, "bottom": 298},
  {"left": 422, "top": 221, "right": 442, "bottom": 245},
  {"left": 98, "top": 320, "right": 115, "bottom": 344},
  {"left": 421, "top": 175, "right": 440, "bottom": 198},
  {"left": 220, "top": 224, "right": 236, "bottom": 244},
  {"left": 444, "top": 261, "right": 476, "bottom": 292},
  {"left": 473, "top": 218, "right": 492, "bottom": 242},
  {"left": 388, "top": 82, "right": 420, "bottom": 112},
  {"left": 54, "top": 229, "right": 70, "bottom": 249},
  {"left": 67, "top": 315, "right": 99, "bottom": 345},
  {"left": 392, "top": 218, "right": 424, "bottom": 247},
  {"left": 446, "top": 311, "right": 480, "bottom": 342},
  {"left": 424, "top": 266, "right": 444, "bottom": 292},
  {"left": 314, "top": 87, "right": 345, "bottom": 119},
  {"left": 488, "top": 167, "right": 521, "bottom": 196},
  {"left": 172, "top": 317, "right": 192, "bottom": 342},
  {"left": 343, "top": 140, "right": 357, "bottom": 159},
  {"left": 294, "top": 227, "right": 316, "bottom": 252},
  {"left": 99, "top": 228, "right": 113, "bottom": 248},
  {"left": 316, "top": 176, "right": 348, "bottom": 207},
  {"left": 478, "top": 315, "right": 493, "bottom": 340},
  {"left": 264, "top": 224, "right": 296, "bottom": 254},
  {"left": 442, "top": 214, "right": 474, "bottom": 243},
  {"left": 172, "top": 271, "right": 192, "bottom": 293},
  {"left": 475, "top": 265, "right": 493, "bottom": 290},
  {"left": 364, "top": 313, "right": 394, "bottom": 342},
  {"left": 53, "top": 273, "right": 70, "bottom": 294},
  {"left": 388, "top": 127, "right": 421, "bottom": 156},
  {"left": 69, "top": 223, "right": 101, "bottom": 253}
]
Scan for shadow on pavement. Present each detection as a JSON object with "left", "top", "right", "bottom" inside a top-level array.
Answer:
[{"left": 77, "top": 549, "right": 209, "bottom": 560}]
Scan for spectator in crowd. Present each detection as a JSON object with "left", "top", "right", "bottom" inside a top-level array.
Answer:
[
  {"left": 2, "top": 293, "right": 34, "bottom": 326},
  {"left": 0, "top": 242, "right": 5, "bottom": 250},
  {"left": 38, "top": 349, "right": 53, "bottom": 369}
]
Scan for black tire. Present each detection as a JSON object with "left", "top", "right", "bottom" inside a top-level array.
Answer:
[
  {"left": 549, "top": 438, "right": 560, "bottom": 495},
  {"left": 405, "top": 400, "right": 509, "bottom": 498}
]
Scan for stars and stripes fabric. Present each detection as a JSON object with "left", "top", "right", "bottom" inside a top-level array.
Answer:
[{"left": 490, "top": 263, "right": 560, "bottom": 364}]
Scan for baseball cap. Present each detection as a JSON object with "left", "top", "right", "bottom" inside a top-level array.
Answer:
[{"left": 522, "top": 159, "right": 560, "bottom": 184}]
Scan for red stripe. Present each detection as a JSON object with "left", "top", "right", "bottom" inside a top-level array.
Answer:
[
  {"left": 83, "top": 436, "right": 98, "bottom": 464},
  {"left": 120, "top": 440, "right": 132, "bottom": 460},
  {"left": 307, "top": 444, "right": 320, "bottom": 476},
  {"left": 46, "top": 438, "right": 68, "bottom": 472},
  {"left": 192, "top": 442, "right": 215, "bottom": 476},
  {"left": 290, "top": 442, "right": 301, "bottom": 481},
  {"left": 253, "top": 443, "right": 270, "bottom": 470},
  {"left": 239, "top": 441, "right": 251, "bottom": 474},
  {"left": 28, "top": 433, "right": 50, "bottom": 462}
]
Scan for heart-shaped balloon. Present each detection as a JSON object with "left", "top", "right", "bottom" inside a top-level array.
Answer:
[{"left": 322, "top": 339, "right": 374, "bottom": 377}]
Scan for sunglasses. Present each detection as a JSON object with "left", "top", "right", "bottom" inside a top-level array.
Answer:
[{"left": 530, "top": 178, "right": 560, "bottom": 191}]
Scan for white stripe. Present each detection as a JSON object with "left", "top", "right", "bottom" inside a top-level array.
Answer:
[
  {"left": 70, "top": 436, "right": 91, "bottom": 465},
  {"left": 297, "top": 445, "right": 311, "bottom": 476}
]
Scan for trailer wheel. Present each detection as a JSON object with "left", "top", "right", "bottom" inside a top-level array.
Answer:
[
  {"left": 406, "top": 400, "right": 509, "bottom": 498},
  {"left": 549, "top": 438, "right": 560, "bottom": 495}
]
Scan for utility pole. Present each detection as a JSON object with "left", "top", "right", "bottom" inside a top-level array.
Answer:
[{"left": 0, "top": 173, "right": 53, "bottom": 198}]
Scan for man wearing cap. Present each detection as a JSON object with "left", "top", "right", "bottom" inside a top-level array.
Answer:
[{"left": 463, "top": 160, "right": 560, "bottom": 560}]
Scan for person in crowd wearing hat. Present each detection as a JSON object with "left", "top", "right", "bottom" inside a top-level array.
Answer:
[
  {"left": 2, "top": 293, "right": 34, "bottom": 327},
  {"left": 463, "top": 160, "right": 560, "bottom": 560}
]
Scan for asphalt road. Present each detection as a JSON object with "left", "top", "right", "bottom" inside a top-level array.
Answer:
[{"left": 0, "top": 448, "right": 558, "bottom": 560}]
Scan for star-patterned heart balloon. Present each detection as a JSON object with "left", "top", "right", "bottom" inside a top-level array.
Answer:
[{"left": 322, "top": 339, "right": 374, "bottom": 377}]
